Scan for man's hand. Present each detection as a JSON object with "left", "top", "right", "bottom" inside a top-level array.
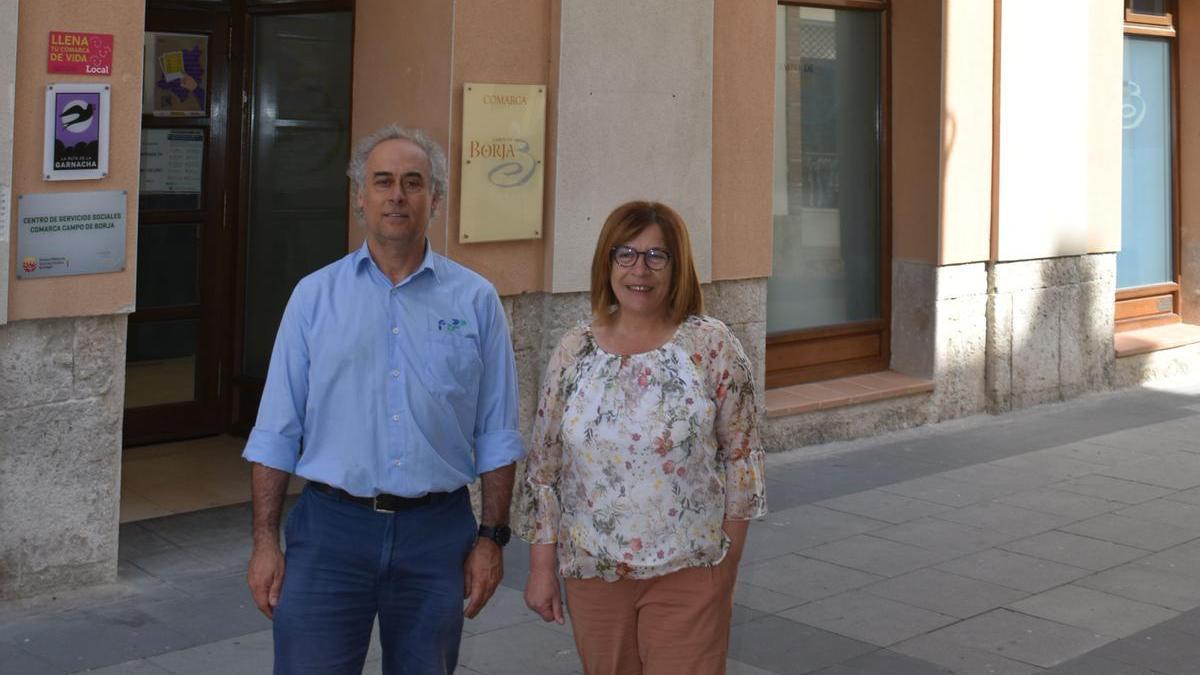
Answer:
[
  {"left": 463, "top": 538, "right": 503, "bottom": 618},
  {"left": 247, "top": 544, "right": 285, "bottom": 619},
  {"left": 524, "top": 568, "right": 564, "bottom": 624}
]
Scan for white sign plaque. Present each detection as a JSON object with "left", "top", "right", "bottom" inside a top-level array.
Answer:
[{"left": 17, "top": 190, "right": 127, "bottom": 278}]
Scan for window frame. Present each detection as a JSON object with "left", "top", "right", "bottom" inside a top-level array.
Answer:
[
  {"left": 766, "top": 0, "right": 892, "bottom": 388},
  {"left": 1116, "top": 0, "right": 1183, "bottom": 332}
]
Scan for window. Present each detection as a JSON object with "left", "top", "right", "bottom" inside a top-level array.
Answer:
[
  {"left": 1116, "top": 0, "right": 1180, "bottom": 331},
  {"left": 767, "top": 0, "right": 889, "bottom": 387}
]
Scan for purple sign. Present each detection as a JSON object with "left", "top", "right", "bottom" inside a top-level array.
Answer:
[{"left": 53, "top": 90, "right": 101, "bottom": 171}]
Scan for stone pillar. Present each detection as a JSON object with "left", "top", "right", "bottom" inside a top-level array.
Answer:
[
  {"left": 0, "top": 316, "right": 126, "bottom": 599},
  {"left": 987, "top": 254, "right": 1116, "bottom": 412}
]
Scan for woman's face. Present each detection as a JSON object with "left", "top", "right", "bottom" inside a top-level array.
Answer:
[{"left": 610, "top": 223, "right": 672, "bottom": 320}]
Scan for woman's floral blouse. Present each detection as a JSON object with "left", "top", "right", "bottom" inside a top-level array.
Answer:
[{"left": 518, "top": 315, "right": 767, "bottom": 581}]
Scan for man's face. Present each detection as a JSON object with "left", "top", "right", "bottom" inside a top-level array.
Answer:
[{"left": 356, "top": 138, "right": 440, "bottom": 249}]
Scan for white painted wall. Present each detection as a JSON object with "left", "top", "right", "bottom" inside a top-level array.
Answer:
[
  {"left": 996, "top": 0, "right": 1122, "bottom": 261},
  {"left": 552, "top": 0, "right": 714, "bottom": 292}
]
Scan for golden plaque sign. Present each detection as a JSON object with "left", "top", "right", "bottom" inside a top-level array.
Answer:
[{"left": 459, "top": 83, "right": 546, "bottom": 243}]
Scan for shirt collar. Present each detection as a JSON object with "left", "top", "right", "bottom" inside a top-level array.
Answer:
[{"left": 353, "top": 239, "right": 442, "bottom": 286}]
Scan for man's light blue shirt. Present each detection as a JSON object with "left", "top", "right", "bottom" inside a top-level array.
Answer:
[{"left": 243, "top": 241, "right": 526, "bottom": 497}]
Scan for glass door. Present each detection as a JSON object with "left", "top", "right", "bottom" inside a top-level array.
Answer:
[
  {"left": 233, "top": 10, "right": 353, "bottom": 429},
  {"left": 766, "top": 3, "right": 888, "bottom": 387},
  {"left": 125, "top": 8, "right": 233, "bottom": 445}
]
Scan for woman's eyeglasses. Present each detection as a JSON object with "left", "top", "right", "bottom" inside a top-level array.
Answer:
[{"left": 611, "top": 245, "right": 671, "bottom": 271}]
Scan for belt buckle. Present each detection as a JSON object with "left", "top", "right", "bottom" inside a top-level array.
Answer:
[{"left": 372, "top": 496, "right": 396, "bottom": 514}]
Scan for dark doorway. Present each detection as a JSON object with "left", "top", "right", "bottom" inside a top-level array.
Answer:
[{"left": 125, "top": 0, "right": 352, "bottom": 446}]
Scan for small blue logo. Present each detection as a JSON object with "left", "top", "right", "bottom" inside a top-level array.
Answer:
[{"left": 438, "top": 318, "right": 468, "bottom": 333}]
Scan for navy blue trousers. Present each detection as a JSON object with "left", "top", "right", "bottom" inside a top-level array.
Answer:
[{"left": 273, "top": 484, "right": 477, "bottom": 675}]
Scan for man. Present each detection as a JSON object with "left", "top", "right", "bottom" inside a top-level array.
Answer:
[{"left": 244, "top": 124, "right": 525, "bottom": 674}]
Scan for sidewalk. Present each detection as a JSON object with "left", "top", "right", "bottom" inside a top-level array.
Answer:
[{"left": 4, "top": 378, "right": 1200, "bottom": 674}]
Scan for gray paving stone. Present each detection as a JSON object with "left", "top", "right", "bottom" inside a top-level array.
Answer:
[
  {"left": 1044, "top": 652, "right": 1164, "bottom": 674},
  {"left": 764, "top": 478, "right": 817, "bottom": 512},
  {"left": 999, "top": 530, "right": 1147, "bottom": 571},
  {"left": 892, "top": 634, "right": 1044, "bottom": 675},
  {"left": 1158, "top": 608, "right": 1200, "bottom": 637},
  {"left": 1076, "top": 563, "right": 1200, "bottom": 611},
  {"left": 938, "top": 464, "right": 1057, "bottom": 493},
  {"left": 0, "top": 641, "right": 67, "bottom": 675},
  {"left": 728, "top": 615, "right": 876, "bottom": 674},
  {"left": 726, "top": 658, "right": 780, "bottom": 675},
  {"left": 732, "top": 580, "right": 808, "bottom": 614},
  {"left": 871, "top": 518, "right": 1016, "bottom": 556},
  {"left": 934, "top": 503, "right": 1074, "bottom": 538},
  {"left": 862, "top": 568, "right": 1028, "bottom": 619},
  {"left": 988, "top": 450, "right": 1106, "bottom": 479},
  {"left": 814, "top": 649, "right": 952, "bottom": 674},
  {"left": 995, "top": 487, "right": 1124, "bottom": 520},
  {"left": 780, "top": 591, "right": 957, "bottom": 647},
  {"left": 457, "top": 621, "right": 580, "bottom": 675},
  {"left": 1088, "top": 627, "right": 1200, "bottom": 674},
  {"left": 816, "top": 490, "right": 954, "bottom": 525},
  {"left": 880, "top": 475, "right": 1017, "bottom": 508},
  {"left": 1060, "top": 514, "right": 1200, "bottom": 552},
  {"left": 924, "top": 608, "right": 1110, "bottom": 668},
  {"left": 145, "top": 630, "right": 274, "bottom": 675},
  {"left": 738, "top": 554, "right": 882, "bottom": 605},
  {"left": 1045, "top": 441, "right": 1153, "bottom": 467},
  {"left": 755, "top": 505, "right": 892, "bottom": 550},
  {"left": 77, "top": 659, "right": 175, "bottom": 674},
  {"left": 12, "top": 603, "right": 194, "bottom": 672},
  {"left": 1096, "top": 452, "right": 1200, "bottom": 490},
  {"left": 135, "top": 587, "right": 271, "bottom": 646},
  {"left": 1007, "top": 584, "right": 1179, "bottom": 638},
  {"left": 936, "top": 549, "right": 1091, "bottom": 593},
  {"left": 1163, "top": 485, "right": 1200, "bottom": 505},
  {"left": 805, "top": 535, "right": 951, "bottom": 578},
  {"left": 1114, "top": 498, "right": 1200, "bottom": 532},
  {"left": 1140, "top": 539, "right": 1200, "bottom": 579},
  {"left": 118, "top": 523, "right": 182, "bottom": 561},
  {"left": 768, "top": 464, "right": 892, "bottom": 498},
  {"left": 1053, "top": 475, "right": 1174, "bottom": 505}
]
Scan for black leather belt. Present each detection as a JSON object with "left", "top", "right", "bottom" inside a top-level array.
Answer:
[{"left": 308, "top": 481, "right": 454, "bottom": 513}]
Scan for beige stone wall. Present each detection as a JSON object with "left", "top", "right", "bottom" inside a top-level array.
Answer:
[
  {"left": 987, "top": 254, "right": 1116, "bottom": 411},
  {"left": 0, "top": 316, "right": 126, "bottom": 599}
]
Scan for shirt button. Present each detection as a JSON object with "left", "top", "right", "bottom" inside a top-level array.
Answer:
[
  {"left": 391, "top": 369, "right": 400, "bottom": 378},
  {"left": 394, "top": 460, "right": 402, "bottom": 467},
  {"left": 391, "top": 327, "right": 400, "bottom": 335},
  {"left": 392, "top": 414, "right": 400, "bottom": 422}
]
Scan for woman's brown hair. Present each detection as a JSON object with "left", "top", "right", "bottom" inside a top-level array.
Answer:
[{"left": 589, "top": 201, "right": 703, "bottom": 325}]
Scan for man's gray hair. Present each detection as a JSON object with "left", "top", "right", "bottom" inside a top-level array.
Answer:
[{"left": 347, "top": 124, "right": 449, "bottom": 219}]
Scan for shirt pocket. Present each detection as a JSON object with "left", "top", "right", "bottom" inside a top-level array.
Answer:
[{"left": 423, "top": 332, "right": 483, "bottom": 402}]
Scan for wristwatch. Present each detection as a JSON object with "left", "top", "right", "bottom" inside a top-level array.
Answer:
[{"left": 477, "top": 523, "right": 512, "bottom": 547}]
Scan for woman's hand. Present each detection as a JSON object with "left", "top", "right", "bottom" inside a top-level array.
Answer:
[
  {"left": 722, "top": 517, "right": 749, "bottom": 565},
  {"left": 525, "top": 543, "right": 565, "bottom": 624}
]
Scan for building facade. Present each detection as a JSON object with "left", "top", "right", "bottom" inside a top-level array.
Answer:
[{"left": 1, "top": 0, "right": 1198, "bottom": 600}]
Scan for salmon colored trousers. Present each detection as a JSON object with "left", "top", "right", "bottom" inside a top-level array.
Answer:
[{"left": 563, "top": 553, "right": 740, "bottom": 675}]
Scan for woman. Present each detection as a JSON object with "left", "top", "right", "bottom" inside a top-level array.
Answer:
[{"left": 519, "top": 201, "right": 767, "bottom": 675}]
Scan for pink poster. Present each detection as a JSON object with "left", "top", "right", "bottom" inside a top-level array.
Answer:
[{"left": 48, "top": 31, "right": 114, "bottom": 76}]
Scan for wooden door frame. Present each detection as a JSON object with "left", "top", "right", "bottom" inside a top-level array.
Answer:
[
  {"left": 1116, "top": 1, "right": 1183, "bottom": 332},
  {"left": 230, "top": 0, "right": 355, "bottom": 434},
  {"left": 766, "top": 1, "right": 892, "bottom": 388},
  {"left": 125, "top": 6, "right": 235, "bottom": 446}
]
